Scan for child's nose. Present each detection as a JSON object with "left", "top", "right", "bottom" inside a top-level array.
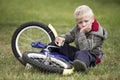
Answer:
[{"left": 82, "top": 22, "right": 86, "bottom": 27}]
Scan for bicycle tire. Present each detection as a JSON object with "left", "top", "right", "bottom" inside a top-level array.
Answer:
[
  {"left": 11, "top": 22, "right": 55, "bottom": 65},
  {"left": 22, "top": 52, "right": 73, "bottom": 75}
]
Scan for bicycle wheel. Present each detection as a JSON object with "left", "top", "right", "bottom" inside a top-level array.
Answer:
[
  {"left": 22, "top": 52, "right": 74, "bottom": 75},
  {"left": 11, "top": 22, "right": 55, "bottom": 65}
]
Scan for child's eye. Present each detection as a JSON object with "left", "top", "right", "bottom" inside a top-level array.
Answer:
[
  {"left": 78, "top": 21, "right": 83, "bottom": 24},
  {"left": 79, "top": 22, "right": 82, "bottom": 24},
  {"left": 85, "top": 20, "right": 88, "bottom": 22}
]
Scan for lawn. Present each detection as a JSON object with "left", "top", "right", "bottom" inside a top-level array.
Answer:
[{"left": 0, "top": 0, "right": 120, "bottom": 80}]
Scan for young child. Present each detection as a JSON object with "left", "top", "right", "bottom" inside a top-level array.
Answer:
[{"left": 50, "top": 5, "right": 107, "bottom": 72}]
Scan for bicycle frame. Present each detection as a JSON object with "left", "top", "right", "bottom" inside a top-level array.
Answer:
[{"left": 31, "top": 42, "right": 73, "bottom": 63}]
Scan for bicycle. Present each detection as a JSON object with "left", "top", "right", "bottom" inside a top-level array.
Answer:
[{"left": 11, "top": 22, "right": 74, "bottom": 75}]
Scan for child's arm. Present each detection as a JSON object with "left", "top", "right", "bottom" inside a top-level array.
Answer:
[
  {"left": 60, "top": 26, "right": 77, "bottom": 44},
  {"left": 78, "top": 32, "right": 103, "bottom": 50}
]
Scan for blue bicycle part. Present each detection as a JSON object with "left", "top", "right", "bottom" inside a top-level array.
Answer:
[
  {"left": 32, "top": 41, "right": 73, "bottom": 63},
  {"left": 31, "top": 42, "right": 47, "bottom": 48},
  {"left": 31, "top": 41, "right": 103, "bottom": 64}
]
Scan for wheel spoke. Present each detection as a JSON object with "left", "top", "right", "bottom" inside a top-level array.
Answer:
[{"left": 21, "top": 33, "right": 34, "bottom": 42}]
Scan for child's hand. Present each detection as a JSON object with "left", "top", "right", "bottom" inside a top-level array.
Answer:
[
  {"left": 55, "top": 37, "right": 65, "bottom": 46},
  {"left": 80, "top": 26, "right": 92, "bottom": 33}
]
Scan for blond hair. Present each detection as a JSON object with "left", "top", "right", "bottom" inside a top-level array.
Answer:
[{"left": 74, "top": 5, "right": 94, "bottom": 19}]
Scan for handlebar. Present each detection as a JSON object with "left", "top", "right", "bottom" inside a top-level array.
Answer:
[{"left": 45, "top": 45, "right": 59, "bottom": 51}]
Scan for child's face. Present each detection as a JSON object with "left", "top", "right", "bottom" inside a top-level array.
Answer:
[{"left": 76, "top": 15, "right": 94, "bottom": 30}]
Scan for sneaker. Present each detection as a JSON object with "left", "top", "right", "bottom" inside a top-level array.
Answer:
[{"left": 73, "top": 60, "right": 88, "bottom": 72}]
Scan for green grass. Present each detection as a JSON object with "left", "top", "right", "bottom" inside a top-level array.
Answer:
[{"left": 0, "top": 0, "right": 120, "bottom": 80}]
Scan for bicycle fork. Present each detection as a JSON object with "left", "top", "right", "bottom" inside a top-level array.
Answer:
[{"left": 44, "top": 50, "right": 51, "bottom": 65}]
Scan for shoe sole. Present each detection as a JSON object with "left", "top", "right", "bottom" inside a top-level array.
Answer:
[{"left": 73, "top": 60, "right": 87, "bottom": 72}]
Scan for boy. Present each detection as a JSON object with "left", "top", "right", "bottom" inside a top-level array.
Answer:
[{"left": 50, "top": 5, "right": 107, "bottom": 72}]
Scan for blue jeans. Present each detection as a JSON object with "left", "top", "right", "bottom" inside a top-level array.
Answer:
[{"left": 49, "top": 42, "right": 97, "bottom": 67}]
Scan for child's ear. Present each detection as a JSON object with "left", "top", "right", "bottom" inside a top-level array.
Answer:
[
  {"left": 92, "top": 17, "right": 95, "bottom": 23},
  {"left": 92, "top": 19, "right": 94, "bottom": 23}
]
